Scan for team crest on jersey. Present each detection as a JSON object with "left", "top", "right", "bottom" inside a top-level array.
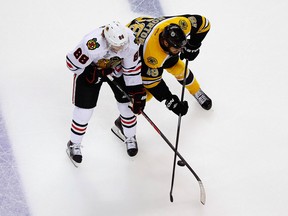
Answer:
[
  {"left": 178, "top": 19, "right": 188, "bottom": 31},
  {"left": 86, "top": 38, "right": 100, "bottom": 50},
  {"left": 188, "top": 16, "right": 198, "bottom": 28},
  {"left": 147, "top": 57, "right": 158, "bottom": 65}
]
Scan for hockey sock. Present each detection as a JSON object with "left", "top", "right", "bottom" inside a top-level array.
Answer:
[{"left": 70, "top": 106, "right": 94, "bottom": 144}]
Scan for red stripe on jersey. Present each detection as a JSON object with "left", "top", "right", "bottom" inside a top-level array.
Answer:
[
  {"left": 123, "top": 65, "right": 141, "bottom": 73},
  {"left": 66, "top": 61, "right": 73, "bottom": 69}
]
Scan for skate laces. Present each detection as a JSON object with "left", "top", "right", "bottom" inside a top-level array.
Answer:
[
  {"left": 125, "top": 136, "right": 137, "bottom": 149},
  {"left": 70, "top": 143, "right": 82, "bottom": 154}
]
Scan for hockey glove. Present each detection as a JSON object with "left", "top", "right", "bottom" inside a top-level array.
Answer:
[
  {"left": 165, "top": 94, "right": 189, "bottom": 116},
  {"left": 180, "top": 42, "right": 201, "bottom": 61},
  {"left": 97, "top": 57, "right": 122, "bottom": 69},
  {"left": 129, "top": 87, "right": 147, "bottom": 114}
]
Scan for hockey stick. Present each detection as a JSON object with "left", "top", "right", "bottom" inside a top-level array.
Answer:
[
  {"left": 169, "top": 59, "right": 189, "bottom": 202},
  {"left": 107, "top": 74, "right": 206, "bottom": 205}
]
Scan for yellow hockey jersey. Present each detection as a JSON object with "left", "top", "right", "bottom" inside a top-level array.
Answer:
[{"left": 127, "top": 15, "right": 210, "bottom": 99}]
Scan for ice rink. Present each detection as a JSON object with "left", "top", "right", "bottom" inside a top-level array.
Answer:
[{"left": 1, "top": 0, "right": 288, "bottom": 215}]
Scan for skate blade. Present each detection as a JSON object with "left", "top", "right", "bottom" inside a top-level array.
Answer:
[
  {"left": 66, "top": 148, "right": 79, "bottom": 168},
  {"left": 111, "top": 126, "right": 125, "bottom": 142}
]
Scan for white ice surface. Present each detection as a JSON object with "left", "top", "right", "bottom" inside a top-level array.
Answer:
[{"left": 1, "top": 0, "right": 288, "bottom": 215}]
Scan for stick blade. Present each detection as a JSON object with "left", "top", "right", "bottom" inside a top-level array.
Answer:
[
  {"left": 170, "top": 194, "right": 174, "bottom": 202},
  {"left": 199, "top": 180, "right": 206, "bottom": 205}
]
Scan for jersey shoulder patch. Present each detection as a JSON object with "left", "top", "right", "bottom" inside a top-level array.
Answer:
[{"left": 86, "top": 38, "right": 100, "bottom": 50}]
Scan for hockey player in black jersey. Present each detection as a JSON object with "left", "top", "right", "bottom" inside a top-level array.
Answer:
[
  {"left": 111, "top": 15, "right": 212, "bottom": 156},
  {"left": 126, "top": 15, "right": 212, "bottom": 115}
]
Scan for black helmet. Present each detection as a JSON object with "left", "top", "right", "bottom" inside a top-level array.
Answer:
[{"left": 160, "top": 24, "right": 187, "bottom": 49}]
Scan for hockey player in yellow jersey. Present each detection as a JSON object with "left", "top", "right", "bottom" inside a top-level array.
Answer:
[{"left": 126, "top": 15, "right": 212, "bottom": 115}]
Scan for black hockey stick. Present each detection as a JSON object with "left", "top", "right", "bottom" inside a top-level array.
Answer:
[
  {"left": 169, "top": 59, "right": 189, "bottom": 202},
  {"left": 107, "top": 74, "right": 206, "bottom": 205}
]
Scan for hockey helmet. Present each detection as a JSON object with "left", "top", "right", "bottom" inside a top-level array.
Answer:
[
  {"left": 160, "top": 23, "right": 187, "bottom": 49},
  {"left": 103, "top": 21, "right": 129, "bottom": 48}
]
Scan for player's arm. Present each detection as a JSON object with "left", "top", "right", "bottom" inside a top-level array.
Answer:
[
  {"left": 122, "top": 45, "right": 146, "bottom": 114},
  {"left": 66, "top": 37, "right": 111, "bottom": 86},
  {"left": 147, "top": 79, "right": 188, "bottom": 116},
  {"left": 66, "top": 42, "right": 94, "bottom": 75},
  {"left": 180, "top": 14, "right": 211, "bottom": 61}
]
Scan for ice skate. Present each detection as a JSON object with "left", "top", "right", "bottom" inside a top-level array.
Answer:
[
  {"left": 125, "top": 136, "right": 138, "bottom": 157},
  {"left": 66, "top": 141, "right": 82, "bottom": 166},
  {"left": 111, "top": 117, "right": 138, "bottom": 156},
  {"left": 194, "top": 89, "right": 212, "bottom": 110},
  {"left": 111, "top": 117, "right": 125, "bottom": 141}
]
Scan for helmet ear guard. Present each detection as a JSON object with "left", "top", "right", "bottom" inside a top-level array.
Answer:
[
  {"left": 160, "top": 23, "right": 187, "bottom": 49},
  {"left": 103, "top": 21, "right": 129, "bottom": 48}
]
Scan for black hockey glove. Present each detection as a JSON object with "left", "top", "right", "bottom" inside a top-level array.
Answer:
[
  {"left": 165, "top": 95, "right": 189, "bottom": 116},
  {"left": 129, "top": 86, "right": 147, "bottom": 114},
  {"left": 180, "top": 42, "right": 201, "bottom": 61}
]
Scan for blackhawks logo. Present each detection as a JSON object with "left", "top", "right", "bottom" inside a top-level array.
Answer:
[{"left": 86, "top": 38, "right": 100, "bottom": 50}]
